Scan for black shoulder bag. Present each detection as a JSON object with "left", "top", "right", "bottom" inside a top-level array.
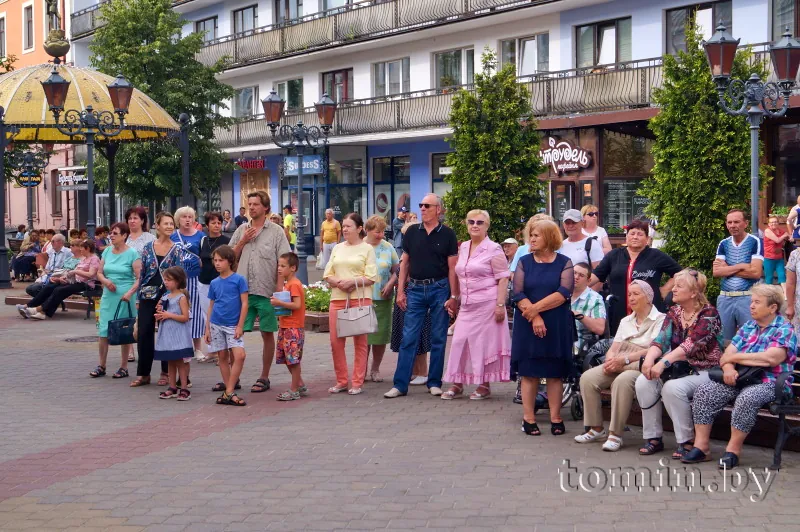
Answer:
[
  {"left": 708, "top": 365, "right": 765, "bottom": 389},
  {"left": 637, "top": 357, "right": 697, "bottom": 409}
]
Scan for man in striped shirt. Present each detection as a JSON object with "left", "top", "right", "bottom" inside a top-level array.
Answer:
[{"left": 571, "top": 262, "right": 606, "bottom": 352}]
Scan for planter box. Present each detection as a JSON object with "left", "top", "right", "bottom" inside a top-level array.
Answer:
[{"left": 305, "top": 311, "right": 329, "bottom": 333}]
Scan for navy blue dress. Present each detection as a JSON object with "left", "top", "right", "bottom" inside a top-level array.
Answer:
[{"left": 511, "top": 253, "right": 574, "bottom": 378}]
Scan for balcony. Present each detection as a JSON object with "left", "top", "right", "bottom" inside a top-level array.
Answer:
[
  {"left": 71, "top": 0, "right": 198, "bottom": 39},
  {"left": 197, "top": 0, "right": 560, "bottom": 69}
]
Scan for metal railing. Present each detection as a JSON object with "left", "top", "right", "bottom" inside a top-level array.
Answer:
[{"left": 71, "top": 0, "right": 200, "bottom": 38}]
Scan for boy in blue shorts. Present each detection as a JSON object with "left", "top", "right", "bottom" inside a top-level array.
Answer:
[{"left": 271, "top": 252, "right": 306, "bottom": 401}]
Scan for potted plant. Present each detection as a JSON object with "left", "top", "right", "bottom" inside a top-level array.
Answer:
[
  {"left": 439, "top": 75, "right": 457, "bottom": 94},
  {"left": 304, "top": 282, "right": 331, "bottom": 332},
  {"left": 769, "top": 203, "right": 790, "bottom": 224}
]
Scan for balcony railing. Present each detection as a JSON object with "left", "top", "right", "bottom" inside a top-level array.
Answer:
[
  {"left": 198, "top": 0, "right": 560, "bottom": 68},
  {"left": 71, "top": 0, "right": 198, "bottom": 39}
]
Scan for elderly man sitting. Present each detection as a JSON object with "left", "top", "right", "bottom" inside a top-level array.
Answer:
[{"left": 25, "top": 233, "right": 73, "bottom": 298}]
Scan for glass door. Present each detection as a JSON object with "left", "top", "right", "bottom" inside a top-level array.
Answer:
[{"left": 550, "top": 181, "right": 575, "bottom": 223}]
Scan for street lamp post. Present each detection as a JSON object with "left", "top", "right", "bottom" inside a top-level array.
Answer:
[
  {"left": 704, "top": 25, "right": 800, "bottom": 230},
  {"left": 40, "top": 66, "right": 133, "bottom": 239},
  {"left": 0, "top": 106, "right": 20, "bottom": 289},
  {"left": 262, "top": 91, "right": 337, "bottom": 285},
  {"left": 179, "top": 113, "right": 191, "bottom": 207},
  {"left": 7, "top": 149, "right": 51, "bottom": 233}
]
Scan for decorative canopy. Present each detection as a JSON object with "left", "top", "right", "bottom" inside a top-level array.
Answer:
[{"left": 0, "top": 64, "right": 180, "bottom": 143}]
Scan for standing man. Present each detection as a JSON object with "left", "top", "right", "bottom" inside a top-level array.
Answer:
[
  {"left": 502, "top": 238, "right": 519, "bottom": 266},
  {"left": 319, "top": 208, "right": 341, "bottom": 269},
  {"left": 234, "top": 207, "right": 248, "bottom": 227},
  {"left": 283, "top": 204, "right": 297, "bottom": 251},
  {"left": 230, "top": 191, "right": 292, "bottom": 393},
  {"left": 385, "top": 194, "right": 458, "bottom": 398},
  {"left": 559, "top": 209, "right": 604, "bottom": 270},
  {"left": 713, "top": 208, "right": 764, "bottom": 343},
  {"left": 392, "top": 206, "right": 408, "bottom": 255}
]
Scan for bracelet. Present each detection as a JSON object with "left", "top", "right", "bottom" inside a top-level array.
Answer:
[{"left": 496, "top": 303, "right": 505, "bottom": 307}]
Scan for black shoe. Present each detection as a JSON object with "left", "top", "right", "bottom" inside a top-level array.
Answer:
[{"left": 521, "top": 419, "right": 541, "bottom": 436}]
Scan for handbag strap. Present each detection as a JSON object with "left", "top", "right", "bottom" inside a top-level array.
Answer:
[{"left": 113, "top": 299, "right": 133, "bottom": 320}]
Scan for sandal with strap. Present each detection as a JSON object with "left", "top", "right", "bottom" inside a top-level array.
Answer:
[
  {"left": 522, "top": 419, "right": 541, "bottom": 436},
  {"left": 112, "top": 368, "right": 129, "bottom": 379},
  {"left": 160, "top": 387, "right": 178, "bottom": 399},
  {"left": 551, "top": 421, "right": 566, "bottom": 436},
  {"left": 441, "top": 385, "right": 464, "bottom": 400},
  {"left": 216, "top": 393, "right": 228, "bottom": 405},
  {"left": 212, "top": 380, "right": 241, "bottom": 392},
  {"left": 156, "top": 373, "right": 169, "bottom": 386},
  {"left": 602, "top": 434, "right": 623, "bottom": 452},
  {"left": 469, "top": 385, "right": 491, "bottom": 401},
  {"left": 130, "top": 377, "right": 150, "bottom": 387},
  {"left": 220, "top": 392, "right": 246, "bottom": 406},
  {"left": 89, "top": 365, "right": 106, "bottom": 378},
  {"left": 177, "top": 388, "right": 191, "bottom": 401},
  {"left": 277, "top": 390, "right": 300, "bottom": 401},
  {"left": 328, "top": 384, "right": 348, "bottom": 394},
  {"left": 251, "top": 378, "right": 270, "bottom": 393},
  {"left": 639, "top": 438, "right": 665, "bottom": 456},
  {"left": 673, "top": 442, "right": 694, "bottom": 460}
]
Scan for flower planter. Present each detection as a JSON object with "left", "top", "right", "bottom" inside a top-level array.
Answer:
[{"left": 305, "top": 311, "right": 329, "bottom": 333}]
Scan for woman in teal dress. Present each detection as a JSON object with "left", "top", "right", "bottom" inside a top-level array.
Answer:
[{"left": 90, "top": 222, "right": 142, "bottom": 379}]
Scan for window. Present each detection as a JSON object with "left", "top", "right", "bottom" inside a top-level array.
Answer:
[
  {"left": 500, "top": 34, "right": 550, "bottom": 75},
  {"left": 233, "top": 86, "right": 259, "bottom": 118},
  {"left": 23, "top": 4, "right": 34, "bottom": 51},
  {"left": 667, "top": 2, "right": 732, "bottom": 55},
  {"left": 51, "top": 170, "right": 62, "bottom": 215},
  {"left": 434, "top": 48, "right": 474, "bottom": 88},
  {"left": 195, "top": 17, "right": 218, "bottom": 43},
  {"left": 0, "top": 17, "right": 5, "bottom": 59},
  {"left": 233, "top": 5, "right": 258, "bottom": 35},
  {"left": 328, "top": 147, "right": 367, "bottom": 219},
  {"left": 275, "top": 79, "right": 304, "bottom": 111},
  {"left": 373, "top": 157, "right": 410, "bottom": 224},
  {"left": 576, "top": 18, "right": 631, "bottom": 68},
  {"left": 431, "top": 153, "right": 453, "bottom": 201},
  {"left": 275, "top": 0, "right": 303, "bottom": 22},
  {"left": 322, "top": 68, "right": 353, "bottom": 102},
  {"left": 324, "top": 0, "right": 352, "bottom": 10},
  {"left": 773, "top": 0, "right": 797, "bottom": 40},
  {"left": 373, "top": 58, "right": 410, "bottom": 97}
]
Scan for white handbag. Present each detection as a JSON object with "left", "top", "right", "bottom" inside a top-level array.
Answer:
[{"left": 335, "top": 279, "right": 378, "bottom": 338}]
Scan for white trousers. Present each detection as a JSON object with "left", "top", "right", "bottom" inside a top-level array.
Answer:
[{"left": 635, "top": 371, "right": 710, "bottom": 443}]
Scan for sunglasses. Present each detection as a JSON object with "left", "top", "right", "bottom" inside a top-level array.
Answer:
[
  {"left": 585, "top": 212, "right": 599, "bottom": 217},
  {"left": 687, "top": 269, "right": 700, "bottom": 279},
  {"left": 419, "top": 203, "right": 438, "bottom": 209},
  {"left": 467, "top": 220, "right": 485, "bottom": 226}
]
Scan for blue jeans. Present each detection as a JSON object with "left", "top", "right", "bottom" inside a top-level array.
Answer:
[
  {"left": 717, "top": 294, "right": 752, "bottom": 342},
  {"left": 392, "top": 278, "right": 450, "bottom": 394}
]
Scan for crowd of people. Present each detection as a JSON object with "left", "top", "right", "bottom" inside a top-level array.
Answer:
[{"left": 9, "top": 192, "right": 798, "bottom": 470}]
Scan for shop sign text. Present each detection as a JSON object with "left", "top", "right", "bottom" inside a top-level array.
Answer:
[{"left": 540, "top": 137, "right": 592, "bottom": 174}]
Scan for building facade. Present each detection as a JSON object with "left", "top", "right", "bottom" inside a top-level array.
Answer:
[{"left": 65, "top": 0, "right": 799, "bottom": 247}]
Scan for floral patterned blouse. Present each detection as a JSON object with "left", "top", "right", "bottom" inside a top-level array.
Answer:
[
  {"left": 650, "top": 304, "right": 723, "bottom": 370},
  {"left": 786, "top": 249, "right": 800, "bottom": 327}
]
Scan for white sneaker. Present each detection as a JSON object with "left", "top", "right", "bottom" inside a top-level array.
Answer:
[
  {"left": 384, "top": 387, "right": 406, "bottom": 398},
  {"left": 29, "top": 310, "right": 46, "bottom": 320},
  {"left": 16, "top": 304, "right": 29, "bottom": 318},
  {"left": 410, "top": 376, "right": 428, "bottom": 386},
  {"left": 429, "top": 387, "right": 443, "bottom": 396},
  {"left": 574, "top": 428, "right": 608, "bottom": 444}
]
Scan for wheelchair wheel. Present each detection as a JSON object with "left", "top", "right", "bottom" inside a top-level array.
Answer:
[
  {"left": 562, "top": 379, "right": 575, "bottom": 407},
  {"left": 571, "top": 395, "right": 584, "bottom": 421}
]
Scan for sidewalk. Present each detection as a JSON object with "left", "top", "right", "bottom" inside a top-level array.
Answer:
[{"left": 0, "top": 287, "right": 797, "bottom": 531}]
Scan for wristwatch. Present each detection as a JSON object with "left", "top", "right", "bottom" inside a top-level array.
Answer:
[
  {"left": 450, "top": 295, "right": 458, "bottom": 300},
  {"left": 663, "top": 360, "right": 672, "bottom": 369},
  {"left": 496, "top": 303, "right": 505, "bottom": 307}
]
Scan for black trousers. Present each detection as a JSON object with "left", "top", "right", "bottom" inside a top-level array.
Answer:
[
  {"left": 136, "top": 299, "right": 168, "bottom": 377},
  {"left": 25, "top": 281, "right": 43, "bottom": 297},
  {"left": 30, "top": 282, "right": 88, "bottom": 317}
]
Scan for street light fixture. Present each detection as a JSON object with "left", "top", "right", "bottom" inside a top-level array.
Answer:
[
  {"left": 40, "top": 66, "right": 133, "bottom": 239},
  {"left": 704, "top": 25, "right": 800, "bottom": 230},
  {"left": 262, "top": 91, "right": 337, "bottom": 284}
]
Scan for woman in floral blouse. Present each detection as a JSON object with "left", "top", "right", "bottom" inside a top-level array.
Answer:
[
  {"left": 635, "top": 269, "right": 723, "bottom": 459},
  {"left": 784, "top": 247, "right": 800, "bottom": 327}
]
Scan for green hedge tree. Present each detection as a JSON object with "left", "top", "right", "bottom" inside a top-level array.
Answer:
[
  {"left": 89, "top": 0, "right": 235, "bottom": 202},
  {"left": 640, "top": 23, "right": 769, "bottom": 296},
  {"left": 444, "top": 48, "right": 545, "bottom": 241}
]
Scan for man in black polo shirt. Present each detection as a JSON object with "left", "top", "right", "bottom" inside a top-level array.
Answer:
[{"left": 385, "top": 193, "right": 459, "bottom": 398}]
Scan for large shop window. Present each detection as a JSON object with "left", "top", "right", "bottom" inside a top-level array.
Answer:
[
  {"left": 773, "top": 0, "right": 797, "bottom": 41},
  {"left": 434, "top": 48, "right": 474, "bottom": 88},
  {"left": 329, "top": 151, "right": 367, "bottom": 218},
  {"left": 239, "top": 166, "right": 270, "bottom": 210},
  {"left": 601, "top": 131, "right": 654, "bottom": 231},
  {"left": 275, "top": 79, "right": 304, "bottom": 111},
  {"left": 431, "top": 153, "right": 453, "bottom": 204},
  {"left": 373, "top": 58, "right": 410, "bottom": 97},
  {"left": 667, "top": 2, "right": 732, "bottom": 55},
  {"left": 500, "top": 34, "right": 550, "bottom": 76},
  {"left": 373, "top": 156, "right": 410, "bottom": 224},
  {"left": 576, "top": 18, "right": 631, "bottom": 68}
]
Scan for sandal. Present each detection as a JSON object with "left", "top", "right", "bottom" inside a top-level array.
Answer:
[
  {"left": 681, "top": 447, "right": 712, "bottom": 464},
  {"left": 298, "top": 385, "right": 309, "bottom": 397},
  {"left": 177, "top": 388, "right": 191, "bottom": 401},
  {"left": 89, "top": 365, "right": 106, "bottom": 378},
  {"left": 469, "top": 385, "right": 491, "bottom": 401},
  {"left": 127, "top": 353, "right": 136, "bottom": 362},
  {"left": 672, "top": 442, "right": 694, "bottom": 460},
  {"left": 175, "top": 378, "right": 192, "bottom": 389},
  {"left": 550, "top": 421, "right": 566, "bottom": 436},
  {"left": 112, "top": 368, "right": 129, "bottom": 379},
  {"left": 223, "top": 392, "right": 246, "bottom": 406},
  {"left": 718, "top": 452, "right": 739, "bottom": 470},
  {"left": 522, "top": 419, "right": 541, "bottom": 436},
  {"left": 602, "top": 435, "right": 623, "bottom": 452},
  {"left": 160, "top": 386, "right": 178, "bottom": 399},
  {"left": 328, "top": 385, "right": 348, "bottom": 394},
  {"left": 639, "top": 438, "right": 665, "bottom": 456},
  {"left": 156, "top": 373, "right": 169, "bottom": 386},
  {"left": 251, "top": 378, "right": 270, "bottom": 393},
  {"left": 212, "top": 380, "right": 241, "bottom": 392},
  {"left": 216, "top": 393, "right": 228, "bottom": 405},
  {"left": 277, "top": 390, "right": 300, "bottom": 401},
  {"left": 441, "top": 385, "right": 464, "bottom": 400},
  {"left": 130, "top": 377, "right": 150, "bottom": 387},
  {"left": 369, "top": 370, "right": 383, "bottom": 383}
]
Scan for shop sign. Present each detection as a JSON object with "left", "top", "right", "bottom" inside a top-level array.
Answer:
[
  {"left": 375, "top": 193, "right": 389, "bottom": 214},
  {"left": 284, "top": 155, "right": 323, "bottom": 176},
  {"left": 540, "top": 137, "right": 592, "bottom": 174},
  {"left": 236, "top": 158, "right": 266, "bottom": 170},
  {"left": 15, "top": 171, "right": 42, "bottom": 188},
  {"left": 58, "top": 172, "right": 88, "bottom": 191}
]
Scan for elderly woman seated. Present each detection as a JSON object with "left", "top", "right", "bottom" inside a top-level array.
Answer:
[
  {"left": 575, "top": 280, "right": 665, "bottom": 451},
  {"left": 684, "top": 284, "right": 797, "bottom": 468},
  {"left": 11, "top": 229, "right": 41, "bottom": 281}
]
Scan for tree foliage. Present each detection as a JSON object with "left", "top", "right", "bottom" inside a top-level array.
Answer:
[
  {"left": 89, "top": 0, "right": 235, "bottom": 201},
  {"left": 444, "top": 48, "right": 546, "bottom": 241},
  {"left": 640, "top": 24, "right": 770, "bottom": 297}
]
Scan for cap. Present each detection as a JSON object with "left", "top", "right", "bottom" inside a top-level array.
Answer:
[
  {"left": 502, "top": 238, "right": 518, "bottom": 245},
  {"left": 399, "top": 206, "right": 409, "bottom": 213},
  {"left": 562, "top": 209, "right": 582, "bottom": 223}
]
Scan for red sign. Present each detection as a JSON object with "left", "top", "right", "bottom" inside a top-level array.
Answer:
[{"left": 236, "top": 158, "right": 265, "bottom": 170}]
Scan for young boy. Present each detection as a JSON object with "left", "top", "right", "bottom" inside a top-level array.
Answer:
[
  {"left": 270, "top": 252, "right": 306, "bottom": 401},
  {"left": 204, "top": 245, "right": 249, "bottom": 406}
]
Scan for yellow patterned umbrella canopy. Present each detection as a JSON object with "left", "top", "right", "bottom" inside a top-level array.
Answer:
[{"left": 0, "top": 64, "right": 180, "bottom": 143}]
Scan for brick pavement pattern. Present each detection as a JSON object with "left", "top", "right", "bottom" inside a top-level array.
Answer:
[{"left": 0, "top": 287, "right": 798, "bottom": 531}]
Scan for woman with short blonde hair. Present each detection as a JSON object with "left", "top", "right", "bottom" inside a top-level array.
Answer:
[
  {"left": 581, "top": 204, "right": 611, "bottom": 254},
  {"left": 172, "top": 205, "right": 205, "bottom": 365},
  {"left": 364, "top": 215, "right": 399, "bottom": 382}
]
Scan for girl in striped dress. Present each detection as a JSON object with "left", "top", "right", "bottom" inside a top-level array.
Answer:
[{"left": 155, "top": 267, "right": 195, "bottom": 401}]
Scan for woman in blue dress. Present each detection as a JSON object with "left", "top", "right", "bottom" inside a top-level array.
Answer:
[{"left": 512, "top": 219, "right": 574, "bottom": 437}]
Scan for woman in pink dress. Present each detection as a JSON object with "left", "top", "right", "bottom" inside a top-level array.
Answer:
[{"left": 442, "top": 209, "right": 511, "bottom": 400}]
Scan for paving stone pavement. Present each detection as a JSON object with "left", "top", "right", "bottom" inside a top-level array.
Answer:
[{"left": 0, "top": 287, "right": 798, "bottom": 532}]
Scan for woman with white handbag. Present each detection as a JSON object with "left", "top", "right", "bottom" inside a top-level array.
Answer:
[{"left": 323, "top": 213, "right": 379, "bottom": 395}]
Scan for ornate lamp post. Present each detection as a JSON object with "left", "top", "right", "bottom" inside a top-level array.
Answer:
[
  {"left": 40, "top": 66, "right": 133, "bottom": 238},
  {"left": 704, "top": 24, "right": 800, "bottom": 230},
  {"left": 7, "top": 148, "right": 51, "bottom": 232},
  {"left": 0, "top": 106, "right": 19, "bottom": 289},
  {"left": 262, "top": 91, "right": 337, "bottom": 284}
]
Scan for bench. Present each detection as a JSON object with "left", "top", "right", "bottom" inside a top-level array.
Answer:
[
  {"left": 4, "top": 286, "right": 103, "bottom": 320},
  {"left": 7, "top": 238, "right": 22, "bottom": 255}
]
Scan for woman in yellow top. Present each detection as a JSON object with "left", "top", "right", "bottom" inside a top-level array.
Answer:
[
  {"left": 323, "top": 213, "right": 379, "bottom": 395},
  {"left": 320, "top": 208, "right": 342, "bottom": 269}
]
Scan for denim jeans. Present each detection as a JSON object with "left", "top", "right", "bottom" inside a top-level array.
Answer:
[
  {"left": 717, "top": 294, "right": 752, "bottom": 343},
  {"left": 392, "top": 278, "right": 450, "bottom": 394}
]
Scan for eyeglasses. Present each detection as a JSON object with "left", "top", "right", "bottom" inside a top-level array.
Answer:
[
  {"left": 467, "top": 220, "right": 485, "bottom": 226},
  {"left": 586, "top": 212, "right": 599, "bottom": 217},
  {"left": 419, "top": 203, "right": 438, "bottom": 209}
]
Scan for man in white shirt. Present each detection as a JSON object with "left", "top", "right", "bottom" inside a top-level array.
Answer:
[
  {"left": 25, "top": 234, "right": 73, "bottom": 298},
  {"left": 558, "top": 209, "right": 603, "bottom": 269}
]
